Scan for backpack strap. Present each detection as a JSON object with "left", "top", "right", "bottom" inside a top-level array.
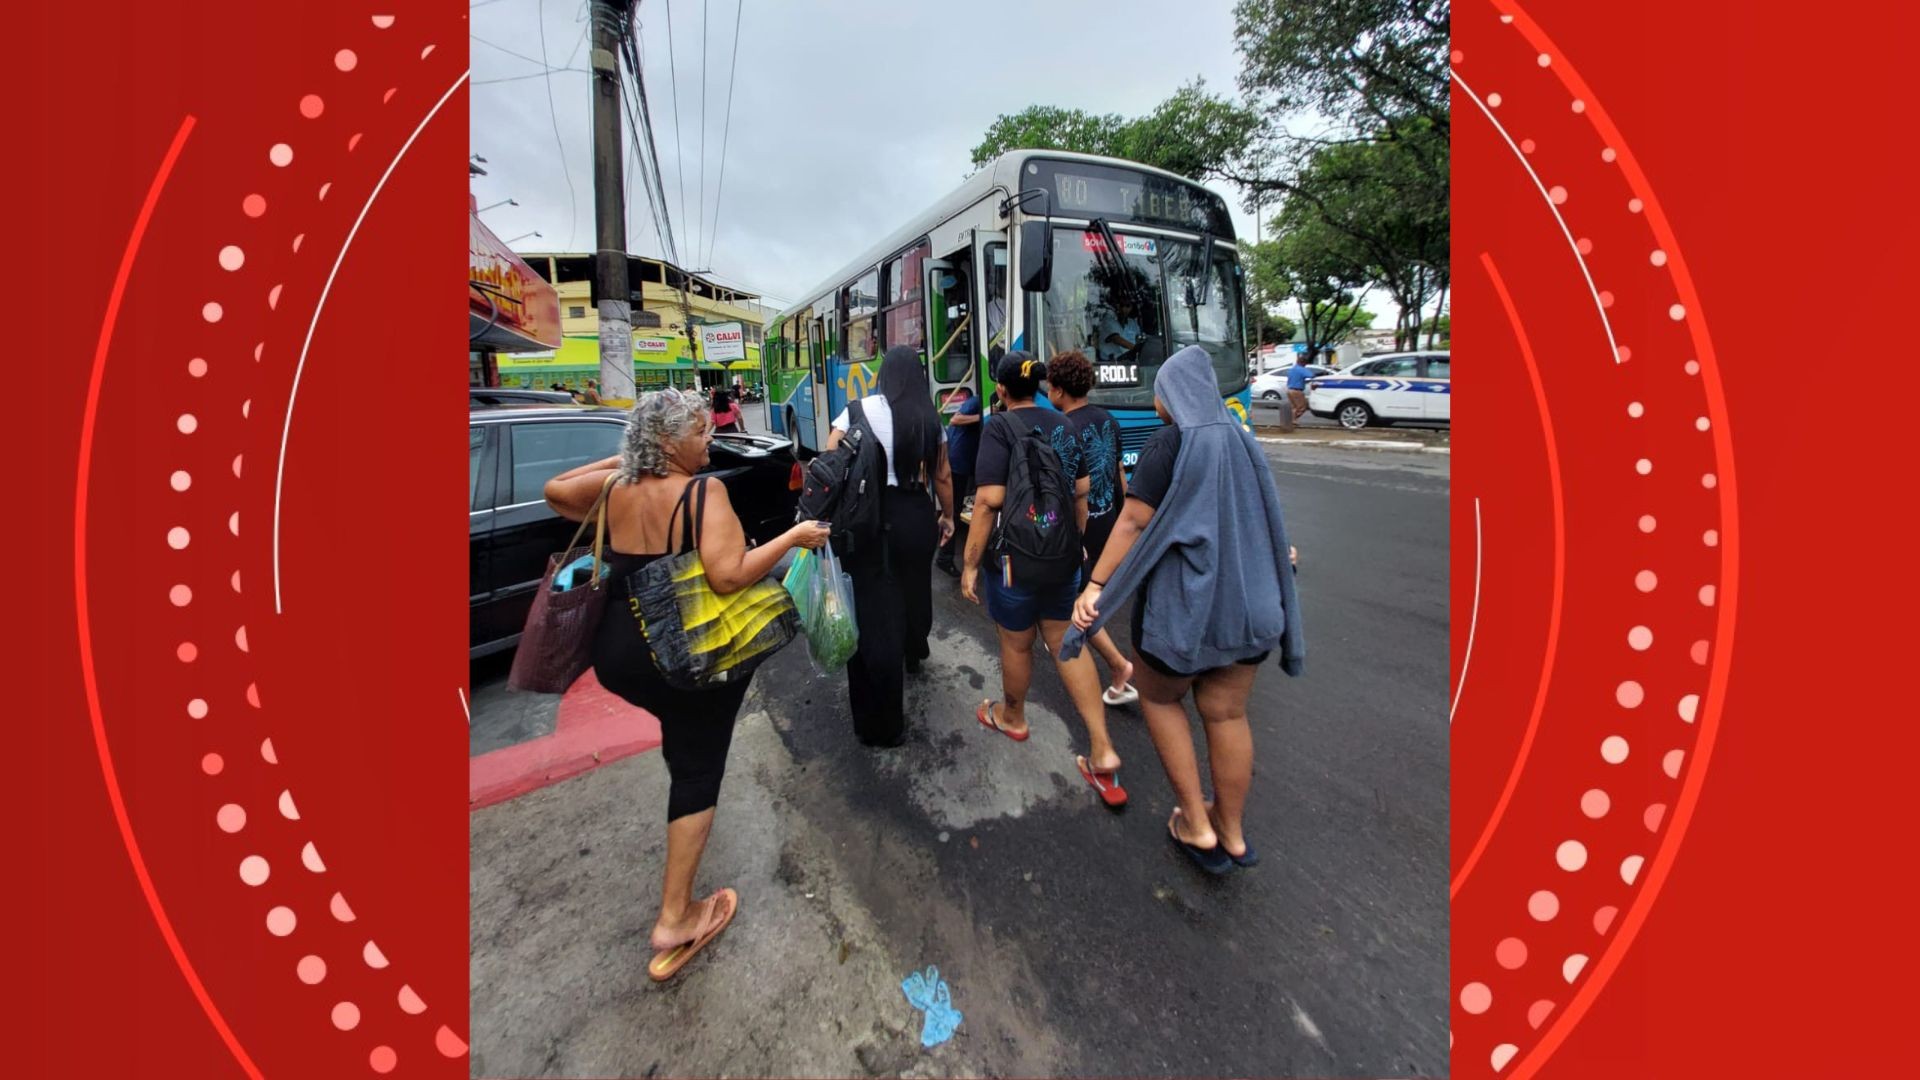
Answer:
[
  {"left": 1001, "top": 406, "right": 1045, "bottom": 445},
  {"left": 848, "top": 397, "right": 878, "bottom": 450}
]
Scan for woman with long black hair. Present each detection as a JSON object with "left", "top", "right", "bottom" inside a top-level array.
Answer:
[{"left": 827, "top": 346, "right": 956, "bottom": 746}]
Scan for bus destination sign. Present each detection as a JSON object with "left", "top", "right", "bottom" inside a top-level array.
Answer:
[{"left": 1028, "top": 159, "right": 1233, "bottom": 236}]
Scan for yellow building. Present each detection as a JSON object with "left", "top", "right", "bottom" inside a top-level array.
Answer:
[{"left": 495, "top": 252, "right": 772, "bottom": 392}]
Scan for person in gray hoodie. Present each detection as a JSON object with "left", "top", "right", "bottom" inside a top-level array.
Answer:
[{"left": 1062, "top": 345, "right": 1304, "bottom": 875}]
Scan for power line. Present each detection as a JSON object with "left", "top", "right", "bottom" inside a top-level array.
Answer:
[
  {"left": 620, "top": 48, "right": 667, "bottom": 260},
  {"left": 474, "top": 67, "right": 589, "bottom": 86},
  {"left": 664, "top": 0, "right": 689, "bottom": 273},
  {"left": 564, "top": 0, "right": 591, "bottom": 70},
  {"left": 471, "top": 34, "right": 554, "bottom": 68},
  {"left": 706, "top": 0, "right": 744, "bottom": 270},
  {"left": 535, "top": 0, "right": 579, "bottom": 250},
  {"left": 697, "top": 0, "right": 710, "bottom": 269},
  {"left": 621, "top": 12, "right": 679, "bottom": 266},
  {"left": 626, "top": 28, "right": 673, "bottom": 260}
]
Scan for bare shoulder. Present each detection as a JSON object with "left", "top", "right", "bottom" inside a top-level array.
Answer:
[{"left": 697, "top": 475, "right": 734, "bottom": 504}]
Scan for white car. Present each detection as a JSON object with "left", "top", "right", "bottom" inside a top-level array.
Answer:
[
  {"left": 1307, "top": 352, "right": 1450, "bottom": 429},
  {"left": 1250, "top": 365, "right": 1332, "bottom": 401}
]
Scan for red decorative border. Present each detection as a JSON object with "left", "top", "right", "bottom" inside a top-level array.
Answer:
[
  {"left": 12, "top": 1, "right": 1902, "bottom": 1076},
  {"left": 17, "top": 5, "right": 471, "bottom": 1076}
]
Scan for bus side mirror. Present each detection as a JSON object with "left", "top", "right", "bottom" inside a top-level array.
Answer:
[{"left": 1018, "top": 220, "right": 1052, "bottom": 293}]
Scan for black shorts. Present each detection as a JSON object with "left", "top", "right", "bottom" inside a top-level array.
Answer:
[{"left": 1131, "top": 598, "right": 1269, "bottom": 678}]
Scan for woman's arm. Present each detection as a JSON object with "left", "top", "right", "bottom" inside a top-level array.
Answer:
[
  {"left": 934, "top": 442, "right": 955, "bottom": 543},
  {"left": 543, "top": 455, "right": 623, "bottom": 521},
  {"left": 1072, "top": 495, "right": 1156, "bottom": 628},
  {"left": 695, "top": 480, "right": 830, "bottom": 594},
  {"left": 960, "top": 484, "right": 1002, "bottom": 604}
]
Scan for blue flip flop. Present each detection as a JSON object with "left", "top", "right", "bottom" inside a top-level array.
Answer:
[
  {"left": 1205, "top": 798, "right": 1259, "bottom": 867},
  {"left": 1169, "top": 809, "right": 1234, "bottom": 876}
]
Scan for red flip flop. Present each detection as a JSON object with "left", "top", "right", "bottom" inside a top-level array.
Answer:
[
  {"left": 1076, "top": 755, "right": 1128, "bottom": 808},
  {"left": 976, "top": 700, "right": 1029, "bottom": 742}
]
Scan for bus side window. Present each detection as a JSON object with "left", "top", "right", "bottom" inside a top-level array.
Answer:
[
  {"left": 985, "top": 245, "right": 1009, "bottom": 352},
  {"left": 935, "top": 265, "right": 972, "bottom": 384}
]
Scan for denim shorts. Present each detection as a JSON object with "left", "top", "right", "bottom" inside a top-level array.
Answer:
[{"left": 984, "top": 562, "right": 1081, "bottom": 633}]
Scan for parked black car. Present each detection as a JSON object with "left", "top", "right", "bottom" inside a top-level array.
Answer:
[
  {"left": 470, "top": 387, "right": 578, "bottom": 407},
  {"left": 470, "top": 404, "right": 801, "bottom": 658}
]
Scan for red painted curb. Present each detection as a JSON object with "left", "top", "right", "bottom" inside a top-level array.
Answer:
[{"left": 469, "top": 668, "right": 663, "bottom": 810}]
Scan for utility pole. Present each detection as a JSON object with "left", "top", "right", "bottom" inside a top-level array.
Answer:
[
  {"left": 589, "top": 0, "right": 637, "bottom": 405},
  {"left": 681, "top": 270, "right": 699, "bottom": 389}
]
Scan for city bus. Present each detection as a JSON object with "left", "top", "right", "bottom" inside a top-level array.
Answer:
[{"left": 762, "top": 150, "right": 1251, "bottom": 468}]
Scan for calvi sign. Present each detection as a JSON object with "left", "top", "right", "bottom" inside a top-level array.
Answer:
[{"left": 699, "top": 322, "right": 746, "bottom": 362}]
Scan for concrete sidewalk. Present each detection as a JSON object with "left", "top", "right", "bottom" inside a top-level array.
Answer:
[{"left": 470, "top": 699, "right": 1073, "bottom": 1079}]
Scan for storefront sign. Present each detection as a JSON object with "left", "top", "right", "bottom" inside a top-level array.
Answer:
[
  {"left": 469, "top": 198, "right": 561, "bottom": 350},
  {"left": 699, "top": 321, "right": 746, "bottom": 362}
]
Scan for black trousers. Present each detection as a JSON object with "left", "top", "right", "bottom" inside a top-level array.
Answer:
[{"left": 846, "top": 487, "right": 939, "bottom": 746}]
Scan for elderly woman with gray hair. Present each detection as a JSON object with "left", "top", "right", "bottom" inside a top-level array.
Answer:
[{"left": 544, "top": 388, "right": 829, "bottom": 982}]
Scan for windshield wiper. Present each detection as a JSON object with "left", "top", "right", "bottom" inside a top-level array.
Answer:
[
  {"left": 1088, "top": 217, "right": 1151, "bottom": 312},
  {"left": 1192, "top": 229, "right": 1215, "bottom": 307}
]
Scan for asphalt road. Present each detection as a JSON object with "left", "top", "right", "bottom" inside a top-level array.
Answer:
[{"left": 470, "top": 439, "right": 1450, "bottom": 1078}]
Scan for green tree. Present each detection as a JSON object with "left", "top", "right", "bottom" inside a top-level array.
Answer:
[
  {"left": 969, "top": 106, "right": 1127, "bottom": 168},
  {"left": 969, "top": 80, "right": 1260, "bottom": 185},
  {"left": 1249, "top": 118, "right": 1445, "bottom": 350},
  {"left": 1261, "top": 313, "right": 1298, "bottom": 346},
  {"left": 1251, "top": 217, "right": 1375, "bottom": 361},
  {"left": 1225, "top": 1, "right": 1449, "bottom": 345},
  {"left": 1233, "top": 0, "right": 1450, "bottom": 149}
]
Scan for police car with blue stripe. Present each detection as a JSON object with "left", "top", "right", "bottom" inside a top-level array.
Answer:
[{"left": 1307, "top": 351, "right": 1450, "bottom": 430}]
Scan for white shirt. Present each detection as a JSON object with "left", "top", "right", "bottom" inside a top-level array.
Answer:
[{"left": 830, "top": 394, "right": 899, "bottom": 487}]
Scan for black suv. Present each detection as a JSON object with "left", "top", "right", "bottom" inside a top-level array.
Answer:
[{"left": 470, "top": 404, "right": 800, "bottom": 658}]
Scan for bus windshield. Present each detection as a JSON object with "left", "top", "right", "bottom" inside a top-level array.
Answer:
[{"left": 1034, "top": 227, "right": 1245, "bottom": 408}]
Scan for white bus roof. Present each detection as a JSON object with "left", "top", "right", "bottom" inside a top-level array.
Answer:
[{"left": 770, "top": 149, "right": 1227, "bottom": 328}]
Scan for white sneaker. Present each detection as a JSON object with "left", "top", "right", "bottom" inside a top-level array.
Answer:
[{"left": 1102, "top": 683, "right": 1139, "bottom": 706}]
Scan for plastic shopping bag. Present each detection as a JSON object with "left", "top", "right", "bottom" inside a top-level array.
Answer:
[
  {"left": 783, "top": 548, "right": 820, "bottom": 623},
  {"left": 802, "top": 543, "right": 859, "bottom": 673}
]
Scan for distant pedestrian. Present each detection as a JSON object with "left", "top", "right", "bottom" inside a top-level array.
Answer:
[
  {"left": 1285, "top": 353, "right": 1313, "bottom": 421},
  {"left": 963, "top": 351, "right": 1126, "bottom": 807},
  {"left": 935, "top": 385, "right": 982, "bottom": 577},
  {"left": 1063, "top": 346, "right": 1305, "bottom": 873},
  {"left": 580, "top": 379, "right": 603, "bottom": 406},
  {"left": 541, "top": 389, "right": 829, "bottom": 980},
  {"left": 1045, "top": 348, "right": 1138, "bottom": 706},
  {"left": 828, "top": 346, "right": 956, "bottom": 746},
  {"left": 711, "top": 388, "right": 743, "bottom": 433}
]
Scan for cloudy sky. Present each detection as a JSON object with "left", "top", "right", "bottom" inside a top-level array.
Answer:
[{"left": 468, "top": 0, "right": 1286, "bottom": 310}]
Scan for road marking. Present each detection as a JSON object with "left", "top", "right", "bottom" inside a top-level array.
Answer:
[{"left": 1290, "top": 1001, "right": 1332, "bottom": 1055}]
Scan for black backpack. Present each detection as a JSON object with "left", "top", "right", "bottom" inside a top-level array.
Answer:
[
  {"left": 794, "top": 399, "right": 887, "bottom": 561},
  {"left": 991, "top": 410, "right": 1081, "bottom": 588}
]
